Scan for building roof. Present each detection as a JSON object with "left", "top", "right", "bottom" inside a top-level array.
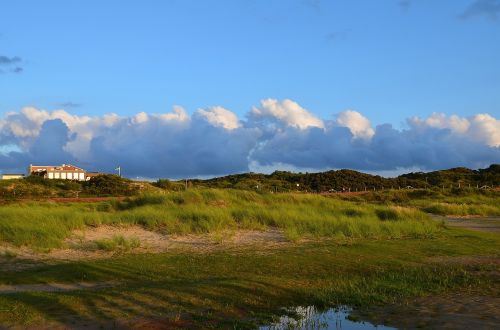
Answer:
[
  {"left": 30, "top": 164, "right": 86, "bottom": 172},
  {"left": 86, "top": 172, "right": 104, "bottom": 177}
]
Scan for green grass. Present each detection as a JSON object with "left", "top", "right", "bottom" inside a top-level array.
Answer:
[
  {"left": 0, "top": 189, "right": 442, "bottom": 249},
  {"left": 94, "top": 235, "right": 140, "bottom": 251},
  {"left": 0, "top": 189, "right": 498, "bottom": 328},
  {"left": 340, "top": 189, "right": 500, "bottom": 216},
  {"left": 0, "top": 228, "right": 498, "bottom": 328}
]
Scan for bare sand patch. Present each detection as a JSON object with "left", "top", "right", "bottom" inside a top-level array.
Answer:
[{"left": 0, "top": 226, "right": 289, "bottom": 263}]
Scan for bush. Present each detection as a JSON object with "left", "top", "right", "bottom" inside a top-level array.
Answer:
[
  {"left": 83, "top": 175, "right": 138, "bottom": 196},
  {"left": 375, "top": 209, "right": 399, "bottom": 221},
  {"left": 153, "top": 179, "right": 185, "bottom": 191}
]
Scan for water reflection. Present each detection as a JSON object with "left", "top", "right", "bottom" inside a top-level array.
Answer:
[{"left": 260, "top": 306, "right": 396, "bottom": 330}]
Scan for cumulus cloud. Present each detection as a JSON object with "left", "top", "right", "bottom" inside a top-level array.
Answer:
[
  {"left": 336, "top": 110, "right": 375, "bottom": 140},
  {"left": 195, "top": 106, "right": 240, "bottom": 130},
  {"left": 0, "top": 100, "right": 499, "bottom": 178},
  {"left": 250, "top": 99, "right": 324, "bottom": 130},
  {"left": 408, "top": 112, "right": 500, "bottom": 147}
]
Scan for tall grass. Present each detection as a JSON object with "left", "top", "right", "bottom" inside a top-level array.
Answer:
[
  {"left": 0, "top": 189, "right": 443, "bottom": 249},
  {"left": 339, "top": 189, "right": 500, "bottom": 216}
]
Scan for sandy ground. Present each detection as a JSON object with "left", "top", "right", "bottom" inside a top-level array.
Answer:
[
  {"left": 431, "top": 214, "right": 500, "bottom": 233},
  {"left": 0, "top": 226, "right": 290, "bottom": 293},
  {"left": 0, "top": 226, "right": 290, "bottom": 266}
]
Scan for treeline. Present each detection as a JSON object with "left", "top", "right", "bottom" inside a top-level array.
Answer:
[
  {"left": 162, "top": 164, "right": 500, "bottom": 193},
  {"left": 1, "top": 164, "right": 498, "bottom": 199}
]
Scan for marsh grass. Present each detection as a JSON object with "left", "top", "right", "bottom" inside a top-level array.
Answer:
[{"left": 0, "top": 189, "right": 442, "bottom": 249}]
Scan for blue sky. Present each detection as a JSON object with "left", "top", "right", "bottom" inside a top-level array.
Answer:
[
  {"left": 0, "top": 1, "right": 499, "bottom": 177},
  {"left": 1, "top": 0, "right": 499, "bottom": 125}
]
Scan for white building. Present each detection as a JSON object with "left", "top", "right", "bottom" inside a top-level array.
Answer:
[
  {"left": 29, "top": 164, "right": 88, "bottom": 181},
  {"left": 0, "top": 173, "right": 25, "bottom": 180}
]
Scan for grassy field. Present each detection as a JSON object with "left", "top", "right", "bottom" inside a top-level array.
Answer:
[
  {"left": 0, "top": 189, "right": 443, "bottom": 249},
  {"left": 0, "top": 229, "right": 498, "bottom": 328},
  {"left": 0, "top": 188, "right": 498, "bottom": 328},
  {"left": 339, "top": 188, "right": 500, "bottom": 216}
]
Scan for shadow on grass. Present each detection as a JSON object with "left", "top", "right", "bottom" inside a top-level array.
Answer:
[{"left": 0, "top": 265, "right": 299, "bottom": 329}]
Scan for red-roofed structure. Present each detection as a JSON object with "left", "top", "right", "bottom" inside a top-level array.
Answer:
[{"left": 29, "top": 164, "right": 89, "bottom": 181}]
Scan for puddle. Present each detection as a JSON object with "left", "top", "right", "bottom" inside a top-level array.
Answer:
[{"left": 260, "top": 306, "right": 396, "bottom": 330}]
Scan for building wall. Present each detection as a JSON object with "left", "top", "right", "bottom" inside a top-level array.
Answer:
[
  {"left": 46, "top": 171, "right": 86, "bottom": 181},
  {"left": 1, "top": 174, "right": 24, "bottom": 180},
  {"left": 30, "top": 164, "right": 87, "bottom": 181}
]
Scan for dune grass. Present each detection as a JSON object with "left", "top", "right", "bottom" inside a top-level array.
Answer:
[
  {"left": 94, "top": 235, "right": 140, "bottom": 251},
  {"left": 0, "top": 189, "right": 498, "bottom": 328},
  {"left": 339, "top": 188, "right": 500, "bottom": 216},
  {"left": 0, "top": 189, "right": 442, "bottom": 249}
]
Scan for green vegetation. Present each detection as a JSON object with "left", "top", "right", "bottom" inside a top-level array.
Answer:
[
  {"left": 0, "top": 174, "right": 141, "bottom": 199},
  {"left": 172, "top": 164, "right": 500, "bottom": 192},
  {"left": 340, "top": 189, "right": 500, "bottom": 216},
  {"left": 94, "top": 235, "right": 140, "bottom": 251},
  {"left": 0, "top": 164, "right": 498, "bottom": 198},
  {"left": 0, "top": 168, "right": 498, "bottom": 328},
  {"left": 0, "top": 230, "right": 498, "bottom": 328},
  {"left": 0, "top": 189, "right": 442, "bottom": 249}
]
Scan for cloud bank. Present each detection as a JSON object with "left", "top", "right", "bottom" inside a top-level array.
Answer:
[{"left": 1, "top": 99, "right": 499, "bottom": 178}]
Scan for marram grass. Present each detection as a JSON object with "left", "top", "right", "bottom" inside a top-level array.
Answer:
[{"left": 0, "top": 189, "right": 443, "bottom": 249}]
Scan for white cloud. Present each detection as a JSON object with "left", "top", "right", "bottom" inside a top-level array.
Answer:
[
  {"left": 157, "top": 105, "right": 189, "bottom": 122},
  {"left": 469, "top": 113, "right": 500, "bottom": 147},
  {"left": 0, "top": 100, "right": 499, "bottom": 177},
  {"left": 336, "top": 110, "right": 375, "bottom": 140},
  {"left": 132, "top": 112, "right": 149, "bottom": 124},
  {"left": 408, "top": 112, "right": 500, "bottom": 147},
  {"left": 409, "top": 112, "right": 470, "bottom": 134},
  {"left": 195, "top": 106, "right": 240, "bottom": 130},
  {"left": 251, "top": 99, "right": 324, "bottom": 129}
]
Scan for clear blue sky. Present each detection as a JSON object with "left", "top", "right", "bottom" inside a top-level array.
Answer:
[{"left": 1, "top": 0, "right": 499, "bottom": 126}]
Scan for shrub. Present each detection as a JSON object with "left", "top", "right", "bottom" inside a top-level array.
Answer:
[
  {"left": 83, "top": 175, "right": 138, "bottom": 196},
  {"left": 375, "top": 209, "right": 399, "bottom": 221}
]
